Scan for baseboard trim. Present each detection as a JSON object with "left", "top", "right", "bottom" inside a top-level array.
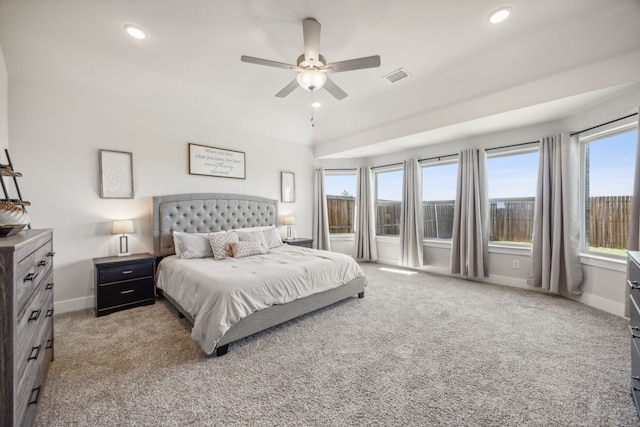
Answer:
[{"left": 54, "top": 296, "right": 93, "bottom": 314}]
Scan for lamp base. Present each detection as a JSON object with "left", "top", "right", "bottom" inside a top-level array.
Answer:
[{"left": 117, "top": 252, "right": 131, "bottom": 257}]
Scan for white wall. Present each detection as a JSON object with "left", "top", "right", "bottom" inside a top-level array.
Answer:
[
  {"left": 0, "top": 43, "right": 8, "bottom": 152},
  {"left": 318, "top": 87, "right": 640, "bottom": 318},
  {"left": 8, "top": 79, "right": 315, "bottom": 313}
]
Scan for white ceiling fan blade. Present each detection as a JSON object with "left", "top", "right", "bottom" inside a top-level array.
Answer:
[
  {"left": 241, "top": 55, "right": 297, "bottom": 70},
  {"left": 324, "top": 55, "right": 381, "bottom": 73},
  {"left": 302, "top": 18, "right": 321, "bottom": 65},
  {"left": 275, "top": 79, "right": 299, "bottom": 98},
  {"left": 323, "top": 78, "right": 348, "bottom": 100}
]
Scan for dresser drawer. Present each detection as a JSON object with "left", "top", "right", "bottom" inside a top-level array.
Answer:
[
  {"left": 98, "top": 260, "right": 154, "bottom": 284},
  {"left": 97, "top": 277, "right": 155, "bottom": 312},
  {"left": 16, "top": 239, "right": 54, "bottom": 314}
]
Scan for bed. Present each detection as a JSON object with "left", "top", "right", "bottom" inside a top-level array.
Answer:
[{"left": 152, "top": 193, "right": 367, "bottom": 356}]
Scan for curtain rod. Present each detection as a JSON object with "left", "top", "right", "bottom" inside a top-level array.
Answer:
[
  {"left": 323, "top": 168, "right": 358, "bottom": 172},
  {"left": 570, "top": 112, "right": 638, "bottom": 137},
  {"left": 371, "top": 162, "right": 403, "bottom": 170},
  {"left": 418, "top": 153, "right": 457, "bottom": 163},
  {"left": 485, "top": 140, "right": 539, "bottom": 152}
]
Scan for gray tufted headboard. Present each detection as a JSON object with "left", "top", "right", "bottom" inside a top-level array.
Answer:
[{"left": 152, "top": 193, "right": 278, "bottom": 257}]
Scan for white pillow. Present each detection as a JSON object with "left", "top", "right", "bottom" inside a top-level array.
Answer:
[
  {"left": 237, "top": 229, "right": 269, "bottom": 250},
  {"left": 208, "top": 231, "right": 239, "bottom": 260},
  {"left": 173, "top": 232, "right": 214, "bottom": 259},
  {"left": 234, "top": 225, "right": 274, "bottom": 233},
  {"left": 262, "top": 228, "right": 283, "bottom": 249}
]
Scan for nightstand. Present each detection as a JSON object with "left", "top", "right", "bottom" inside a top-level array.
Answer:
[
  {"left": 283, "top": 237, "right": 313, "bottom": 248},
  {"left": 93, "top": 253, "right": 156, "bottom": 317}
]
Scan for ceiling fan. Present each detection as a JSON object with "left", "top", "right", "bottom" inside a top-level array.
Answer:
[{"left": 241, "top": 17, "right": 381, "bottom": 100}]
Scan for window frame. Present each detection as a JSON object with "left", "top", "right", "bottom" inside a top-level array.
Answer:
[
  {"left": 419, "top": 156, "right": 458, "bottom": 241},
  {"left": 579, "top": 118, "right": 638, "bottom": 259},
  {"left": 485, "top": 143, "right": 539, "bottom": 248},
  {"left": 373, "top": 165, "right": 403, "bottom": 237},
  {"left": 324, "top": 169, "right": 358, "bottom": 235}
]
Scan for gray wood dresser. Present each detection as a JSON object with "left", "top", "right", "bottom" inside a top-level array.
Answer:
[
  {"left": 0, "top": 229, "right": 54, "bottom": 426},
  {"left": 629, "top": 250, "right": 640, "bottom": 417}
]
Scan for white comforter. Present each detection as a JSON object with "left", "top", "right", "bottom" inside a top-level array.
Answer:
[{"left": 156, "top": 245, "right": 366, "bottom": 354}]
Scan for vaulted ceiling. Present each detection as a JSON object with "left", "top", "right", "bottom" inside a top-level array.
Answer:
[{"left": 0, "top": 0, "right": 639, "bottom": 158}]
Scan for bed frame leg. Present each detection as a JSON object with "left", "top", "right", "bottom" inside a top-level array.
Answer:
[
  {"left": 215, "top": 345, "right": 229, "bottom": 357},
  {"left": 358, "top": 291, "right": 365, "bottom": 298}
]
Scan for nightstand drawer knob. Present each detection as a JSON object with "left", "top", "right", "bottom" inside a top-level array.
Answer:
[
  {"left": 120, "top": 289, "right": 135, "bottom": 294},
  {"left": 38, "top": 259, "right": 48, "bottom": 267},
  {"left": 46, "top": 282, "right": 54, "bottom": 290},
  {"left": 121, "top": 270, "right": 134, "bottom": 275},
  {"left": 629, "top": 280, "right": 640, "bottom": 290},
  {"left": 47, "top": 251, "right": 55, "bottom": 257}
]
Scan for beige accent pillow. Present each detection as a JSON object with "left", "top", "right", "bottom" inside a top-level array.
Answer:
[{"left": 208, "top": 231, "right": 239, "bottom": 260}]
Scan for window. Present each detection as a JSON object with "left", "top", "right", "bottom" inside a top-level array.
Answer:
[
  {"left": 375, "top": 168, "right": 403, "bottom": 236},
  {"left": 325, "top": 171, "right": 357, "bottom": 234},
  {"left": 486, "top": 146, "right": 539, "bottom": 245},
  {"left": 421, "top": 160, "right": 458, "bottom": 239},
  {"left": 581, "top": 120, "right": 638, "bottom": 257}
]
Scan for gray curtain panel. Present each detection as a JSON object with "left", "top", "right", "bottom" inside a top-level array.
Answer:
[
  {"left": 625, "top": 108, "right": 640, "bottom": 316},
  {"left": 528, "top": 134, "right": 583, "bottom": 295},
  {"left": 450, "top": 149, "right": 489, "bottom": 277},
  {"left": 312, "top": 168, "right": 331, "bottom": 251},
  {"left": 354, "top": 167, "right": 378, "bottom": 261},
  {"left": 399, "top": 159, "right": 423, "bottom": 267}
]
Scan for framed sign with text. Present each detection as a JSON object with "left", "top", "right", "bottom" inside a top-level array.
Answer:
[{"left": 188, "top": 143, "right": 246, "bottom": 179}]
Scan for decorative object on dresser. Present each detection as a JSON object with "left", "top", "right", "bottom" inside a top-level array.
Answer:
[
  {"left": 99, "top": 149, "right": 134, "bottom": 199},
  {"left": 93, "top": 253, "right": 155, "bottom": 317},
  {"left": 628, "top": 250, "right": 640, "bottom": 418},
  {"left": 0, "top": 229, "right": 54, "bottom": 427},
  {"left": 111, "top": 219, "right": 135, "bottom": 257},
  {"left": 283, "top": 215, "right": 295, "bottom": 238},
  {"left": 283, "top": 237, "right": 313, "bottom": 248},
  {"left": 0, "top": 149, "right": 31, "bottom": 233}
]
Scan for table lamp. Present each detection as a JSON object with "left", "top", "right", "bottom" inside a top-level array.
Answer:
[
  {"left": 112, "top": 219, "right": 135, "bottom": 256},
  {"left": 283, "top": 216, "right": 295, "bottom": 239}
]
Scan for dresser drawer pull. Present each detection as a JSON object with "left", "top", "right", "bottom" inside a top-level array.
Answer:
[
  {"left": 46, "top": 308, "right": 54, "bottom": 317},
  {"left": 47, "top": 251, "right": 55, "bottom": 257},
  {"left": 38, "top": 259, "right": 49, "bottom": 267},
  {"left": 45, "top": 338, "right": 54, "bottom": 350},
  {"left": 24, "top": 272, "right": 39, "bottom": 282},
  {"left": 629, "top": 280, "right": 640, "bottom": 290},
  {"left": 28, "top": 345, "right": 41, "bottom": 361},
  {"left": 121, "top": 270, "right": 134, "bottom": 275},
  {"left": 28, "top": 309, "right": 41, "bottom": 322},
  {"left": 28, "top": 386, "right": 41, "bottom": 406},
  {"left": 632, "top": 332, "right": 640, "bottom": 340},
  {"left": 120, "top": 289, "right": 135, "bottom": 294},
  {"left": 633, "top": 377, "right": 640, "bottom": 392},
  {"left": 46, "top": 282, "right": 54, "bottom": 290}
]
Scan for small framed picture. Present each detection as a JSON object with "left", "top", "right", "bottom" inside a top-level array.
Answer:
[
  {"left": 99, "top": 150, "right": 134, "bottom": 199},
  {"left": 281, "top": 171, "right": 295, "bottom": 203}
]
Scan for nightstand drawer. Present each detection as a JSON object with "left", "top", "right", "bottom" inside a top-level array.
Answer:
[
  {"left": 98, "top": 260, "right": 154, "bottom": 284},
  {"left": 97, "top": 277, "right": 155, "bottom": 311}
]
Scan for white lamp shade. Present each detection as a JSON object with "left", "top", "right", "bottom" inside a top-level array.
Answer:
[
  {"left": 283, "top": 216, "right": 295, "bottom": 226},
  {"left": 296, "top": 70, "right": 326, "bottom": 91},
  {"left": 112, "top": 219, "right": 135, "bottom": 234}
]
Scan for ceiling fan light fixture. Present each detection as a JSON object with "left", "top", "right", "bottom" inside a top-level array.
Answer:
[
  {"left": 488, "top": 7, "right": 512, "bottom": 24},
  {"left": 297, "top": 69, "right": 327, "bottom": 91},
  {"left": 124, "top": 24, "right": 147, "bottom": 39}
]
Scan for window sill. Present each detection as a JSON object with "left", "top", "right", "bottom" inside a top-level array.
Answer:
[
  {"left": 329, "top": 233, "right": 355, "bottom": 241},
  {"left": 580, "top": 253, "right": 626, "bottom": 272},
  {"left": 488, "top": 244, "right": 531, "bottom": 256}
]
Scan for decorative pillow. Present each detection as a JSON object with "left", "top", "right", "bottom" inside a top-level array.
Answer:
[
  {"left": 208, "top": 231, "right": 239, "bottom": 260},
  {"left": 237, "top": 229, "right": 269, "bottom": 250},
  {"left": 263, "top": 227, "right": 283, "bottom": 249},
  {"left": 173, "top": 232, "right": 214, "bottom": 259},
  {"left": 225, "top": 241, "right": 268, "bottom": 258}
]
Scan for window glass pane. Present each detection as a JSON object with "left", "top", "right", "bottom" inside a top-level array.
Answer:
[
  {"left": 421, "top": 162, "right": 457, "bottom": 239},
  {"left": 325, "top": 173, "right": 357, "bottom": 234},
  {"left": 584, "top": 127, "right": 637, "bottom": 256},
  {"left": 487, "top": 150, "right": 538, "bottom": 244},
  {"left": 375, "top": 169, "right": 403, "bottom": 236}
]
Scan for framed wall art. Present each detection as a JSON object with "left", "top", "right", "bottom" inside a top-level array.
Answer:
[
  {"left": 99, "top": 149, "right": 134, "bottom": 199},
  {"left": 188, "top": 143, "right": 246, "bottom": 179},
  {"left": 281, "top": 171, "right": 295, "bottom": 203}
]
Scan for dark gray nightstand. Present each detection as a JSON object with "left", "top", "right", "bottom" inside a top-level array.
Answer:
[
  {"left": 283, "top": 237, "right": 313, "bottom": 248},
  {"left": 93, "top": 253, "right": 156, "bottom": 317}
]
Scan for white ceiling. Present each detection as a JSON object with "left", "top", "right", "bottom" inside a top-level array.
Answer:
[{"left": 0, "top": 0, "right": 639, "bottom": 159}]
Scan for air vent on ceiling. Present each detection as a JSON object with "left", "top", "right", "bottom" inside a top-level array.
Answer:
[{"left": 383, "top": 68, "right": 411, "bottom": 83}]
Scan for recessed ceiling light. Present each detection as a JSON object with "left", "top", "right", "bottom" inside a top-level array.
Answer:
[
  {"left": 124, "top": 24, "right": 146, "bottom": 39},
  {"left": 312, "top": 102, "right": 321, "bottom": 108},
  {"left": 488, "top": 7, "right": 512, "bottom": 24}
]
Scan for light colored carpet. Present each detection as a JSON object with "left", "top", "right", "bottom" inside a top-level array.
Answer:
[{"left": 36, "top": 264, "right": 639, "bottom": 426}]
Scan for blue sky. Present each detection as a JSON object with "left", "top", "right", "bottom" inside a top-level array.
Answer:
[{"left": 325, "top": 129, "right": 638, "bottom": 201}]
